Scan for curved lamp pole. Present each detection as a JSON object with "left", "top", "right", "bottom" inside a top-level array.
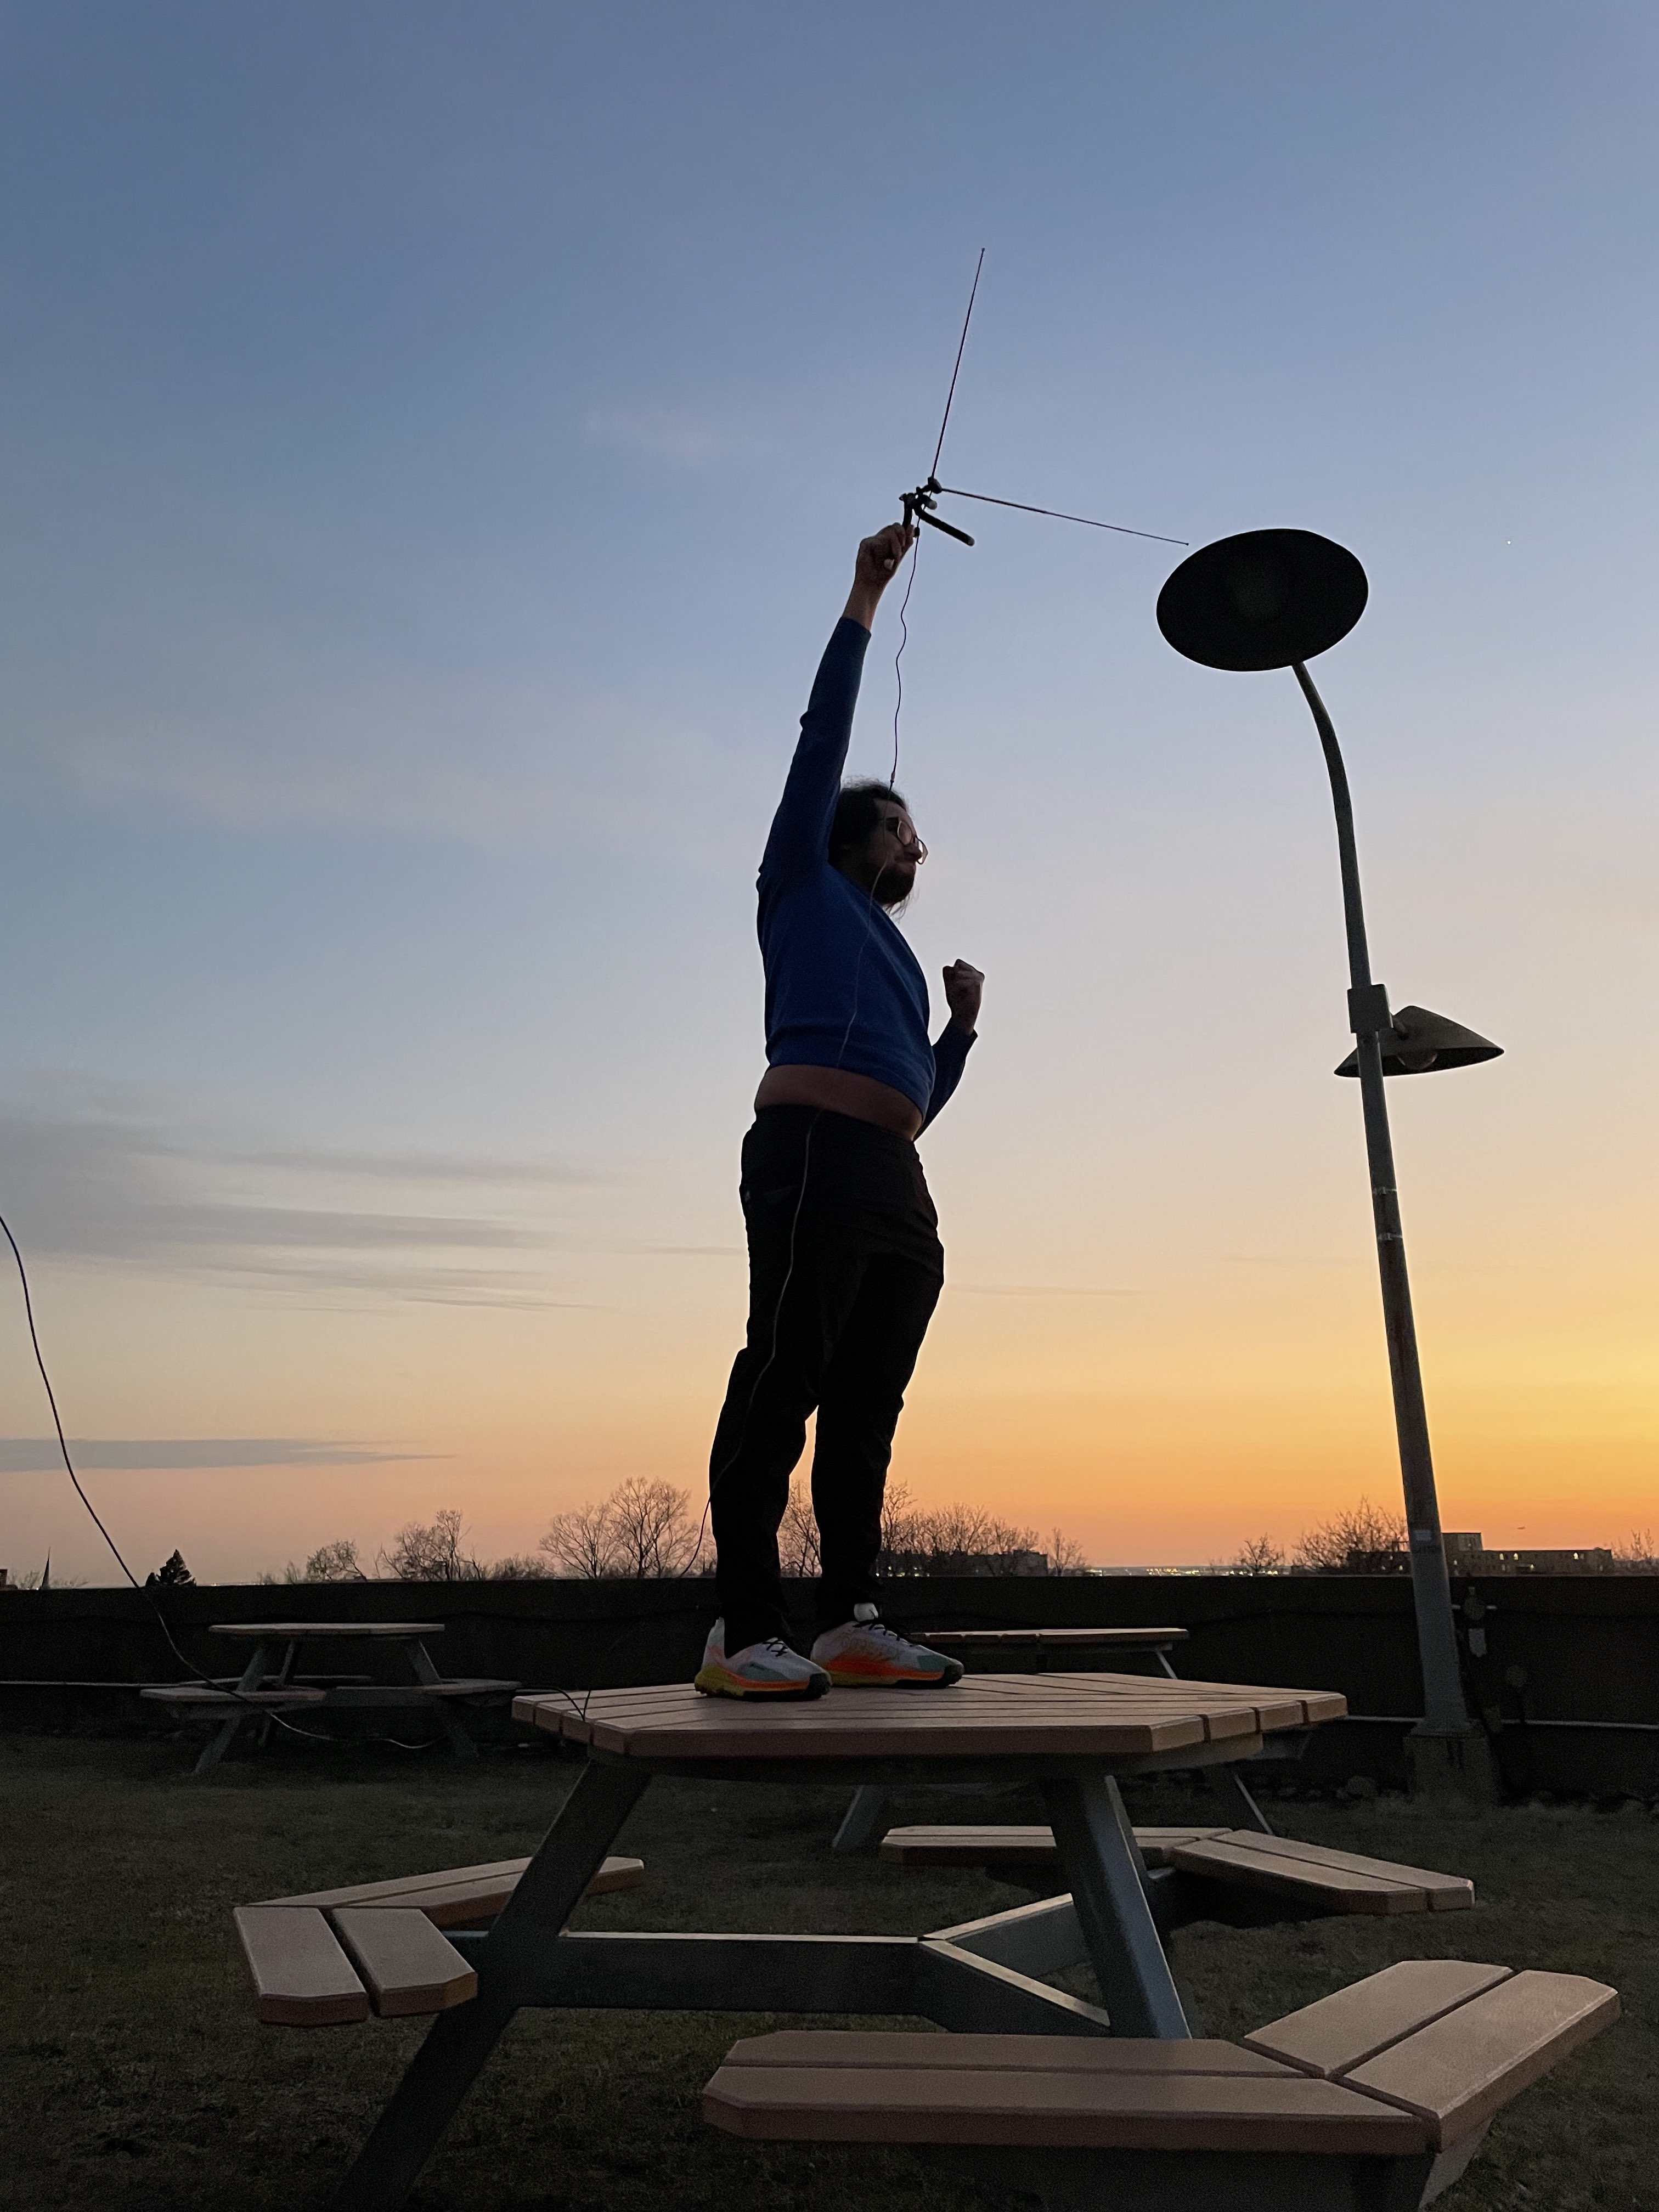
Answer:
[{"left": 1158, "top": 531, "right": 1497, "bottom": 1796}]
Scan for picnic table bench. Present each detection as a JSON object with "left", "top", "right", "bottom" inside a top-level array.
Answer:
[
  {"left": 142, "top": 1621, "right": 518, "bottom": 1775},
  {"left": 880, "top": 1822, "right": 1476, "bottom": 1925},
  {"left": 706, "top": 1957, "right": 1619, "bottom": 2209},
  {"left": 235, "top": 1853, "right": 646, "bottom": 2025}
]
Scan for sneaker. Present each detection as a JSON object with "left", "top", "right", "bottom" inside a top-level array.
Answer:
[
  {"left": 809, "top": 1604, "right": 964, "bottom": 1688},
  {"left": 694, "top": 1620, "right": 830, "bottom": 1700}
]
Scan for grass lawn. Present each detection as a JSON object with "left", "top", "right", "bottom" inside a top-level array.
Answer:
[{"left": 1, "top": 1732, "right": 1653, "bottom": 2211}]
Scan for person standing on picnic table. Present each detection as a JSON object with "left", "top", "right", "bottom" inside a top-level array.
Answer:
[{"left": 697, "top": 522, "right": 982, "bottom": 1699}]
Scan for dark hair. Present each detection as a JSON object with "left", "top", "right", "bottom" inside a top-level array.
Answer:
[{"left": 830, "top": 780, "right": 907, "bottom": 869}]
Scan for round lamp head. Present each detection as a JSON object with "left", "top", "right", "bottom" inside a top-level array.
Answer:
[{"left": 1157, "top": 528, "right": 1368, "bottom": 672}]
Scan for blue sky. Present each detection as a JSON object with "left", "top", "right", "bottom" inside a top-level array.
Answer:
[{"left": 1, "top": 3, "right": 1654, "bottom": 1579}]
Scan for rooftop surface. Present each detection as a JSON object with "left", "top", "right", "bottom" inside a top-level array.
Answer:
[{"left": 2, "top": 1733, "right": 1652, "bottom": 2210}]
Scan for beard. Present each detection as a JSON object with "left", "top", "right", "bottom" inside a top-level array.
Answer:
[{"left": 871, "top": 861, "right": 917, "bottom": 912}]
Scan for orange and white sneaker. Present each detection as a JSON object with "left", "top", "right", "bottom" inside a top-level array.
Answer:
[
  {"left": 810, "top": 1604, "right": 964, "bottom": 1688},
  {"left": 694, "top": 1621, "right": 830, "bottom": 1699}
]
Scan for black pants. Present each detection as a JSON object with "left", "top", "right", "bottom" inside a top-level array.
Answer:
[{"left": 709, "top": 1106, "right": 945, "bottom": 1655}]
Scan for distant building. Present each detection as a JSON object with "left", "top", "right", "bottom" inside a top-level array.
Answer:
[{"left": 1443, "top": 1531, "right": 1615, "bottom": 1576}]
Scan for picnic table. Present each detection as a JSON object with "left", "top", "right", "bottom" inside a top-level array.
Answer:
[
  {"left": 331, "top": 1667, "right": 1346, "bottom": 2209},
  {"left": 830, "top": 1624, "right": 1296, "bottom": 1850},
  {"left": 139, "top": 1621, "right": 518, "bottom": 1776}
]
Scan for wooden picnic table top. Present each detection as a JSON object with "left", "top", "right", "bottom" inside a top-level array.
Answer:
[
  {"left": 513, "top": 1672, "right": 1345, "bottom": 1763},
  {"left": 922, "top": 1627, "right": 1188, "bottom": 1648},
  {"left": 208, "top": 1621, "right": 446, "bottom": 1639}
]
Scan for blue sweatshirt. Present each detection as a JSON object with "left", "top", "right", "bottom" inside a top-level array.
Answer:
[{"left": 758, "top": 617, "right": 974, "bottom": 1130}]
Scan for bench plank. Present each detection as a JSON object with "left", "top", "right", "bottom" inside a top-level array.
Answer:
[
  {"left": 881, "top": 1824, "right": 1058, "bottom": 1867},
  {"left": 141, "top": 1685, "right": 328, "bottom": 1706},
  {"left": 261, "top": 1853, "right": 644, "bottom": 1926},
  {"left": 330, "top": 1907, "right": 477, "bottom": 2018},
  {"left": 234, "top": 1906, "right": 369, "bottom": 2027},
  {"left": 208, "top": 1621, "right": 445, "bottom": 1637},
  {"left": 704, "top": 2056, "right": 1426, "bottom": 2154},
  {"left": 1344, "top": 1971, "right": 1621, "bottom": 2149},
  {"left": 1211, "top": 1831, "right": 1474, "bottom": 1910},
  {"left": 722, "top": 2030, "right": 1297, "bottom": 2075},
  {"left": 1172, "top": 1836, "right": 1427, "bottom": 1914},
  {"left": 879, "top": 1824, "right": 1230, "bottom": 1869},
  {"left": 1246, "top": 1960, "right": 1514, "bottom": 2076},
  {"left": 411, "top": 1677, "right": 521, "bottom": 1698}
]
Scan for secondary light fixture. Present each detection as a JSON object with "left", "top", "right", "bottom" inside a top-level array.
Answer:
[
  {"left": 1158, "top": 527, "right": 1498, "bottom": 1798},
  {"left": 1334, "top": 1005, "right": 1502, "bottom": 1079}
]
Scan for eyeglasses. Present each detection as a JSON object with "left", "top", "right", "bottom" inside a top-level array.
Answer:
[{"left": 879, "top": 815, "right": 928, "bottom": 861}]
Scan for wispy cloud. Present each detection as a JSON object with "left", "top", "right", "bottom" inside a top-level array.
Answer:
[
  {"left": 585, "top": 405, "right": 767, "bottom": 470},
  {"left": 0, "top": 1101, "right": 618, "bottom": 1308},
  {"left": 233, "top": 1146, "right": 604, "bottom": 1188},
  {"left": 4, "top": 654, "right": 754, "bottom": 852},
  {"left": 0, "top": 1438, "right": 438, "bottom": 1473}
]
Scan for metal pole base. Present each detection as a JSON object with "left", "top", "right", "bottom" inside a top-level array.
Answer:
[{"left": 1406, "top": 1724, "right": 1498, "bottom": 1804}]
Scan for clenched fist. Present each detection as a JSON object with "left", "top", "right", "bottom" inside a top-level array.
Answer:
[
  {"left": 943, "top": 960, "right": 984, "bottom": 1035},
  {"left": 843, "top": 522, "right": 917, "bottom": 631}
]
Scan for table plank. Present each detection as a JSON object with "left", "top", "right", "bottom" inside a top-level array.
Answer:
[
  {"left": 941, "top": 1672, "right": 1328, "bottom": 1734},
  {"left": 921, "top": 1628, "right": 1188, "bottom": 1647},
  {"left": 512, "top": 1671, "right": 1338, "bottom": 1763},
  {"left": 954, "top": 1678, "right": 1285, "bottom": 1739}
]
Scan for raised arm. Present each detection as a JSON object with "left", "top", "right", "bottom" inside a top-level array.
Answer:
[
  {"left": 760, "top": 523, "right": 915, "bottom": 883},
  {"left": 920, "top": 960, "right": 983, "bottom": 1130},
  {"left": 842, "top": 521, "right": 914, "bottom": 633}
]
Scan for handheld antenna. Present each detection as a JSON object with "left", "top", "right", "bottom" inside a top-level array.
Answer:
[
  {"left": 935, "top": 485, "right": 1187, "bottom": 548},
  {"left": 898, "top": 251, "right": 1184, "bottom": 550},
  {"left": 903, "top": 251, "right": 985, "bottom": 546},
  {"left": 930, "top": 247, "right": 983, "bottom": 478}
]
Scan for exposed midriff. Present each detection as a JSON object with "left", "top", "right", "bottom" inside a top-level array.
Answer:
[{"left": 754, "top": 1063, "right": 923, "bottom": 1139}]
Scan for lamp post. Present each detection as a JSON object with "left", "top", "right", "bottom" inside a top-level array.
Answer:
[{"left": 1158, "top": 530, "right": 1497, "bottom": 1797}]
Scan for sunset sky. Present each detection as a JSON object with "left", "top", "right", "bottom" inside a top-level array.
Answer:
[{"left": 2, "top": 3, "right": 1654, "bottom": 1583}]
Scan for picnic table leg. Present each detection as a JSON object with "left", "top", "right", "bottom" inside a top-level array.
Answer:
[
  {"left": 334, "top": 1756, "right": 651, "bottom": 2210},
  {"left": 832, "top": 1784, "right": 891, "bottom": 1854},
  {"left": 192, "top": 1640, "right": 272, "bottom": 1778},
  {"left": 1153, "top": 1641, "right": 1278, "bottom": 1836},
  {"left": 404, "top": 1638, "right": 481, "bottom": 1760},
  {"left": 1225, "top": 1766, "right": 1274, "bottom": 1833},
  {"left": 1041, "top": 1774, "right": 1190, "bottom": 2040},
  {"left": 255, "top": 1638, "right": 301, "bottom": 1754}
]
